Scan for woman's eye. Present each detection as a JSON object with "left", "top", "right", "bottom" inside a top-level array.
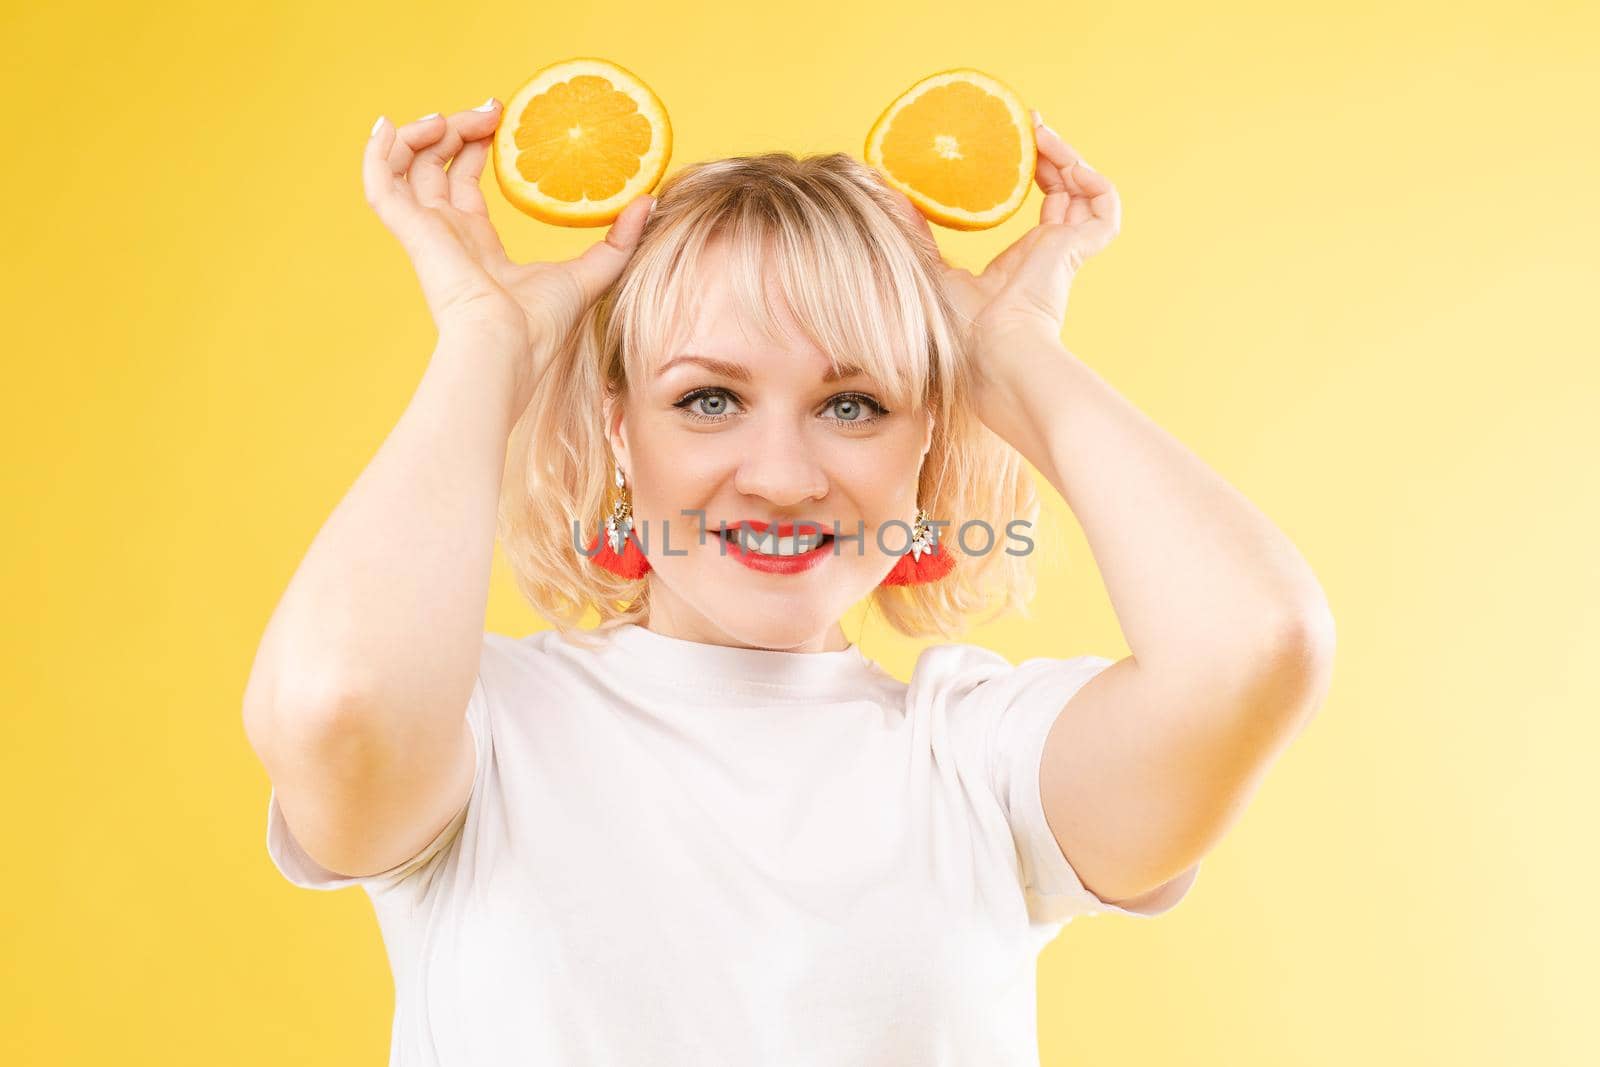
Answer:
[
  {"left": 671, "top": 388, "right": 890, "bottom": 427},
  {"left": 823, "top": 393, "right": 889, "bottom": 425},
  {"left": 673, "top": 388, "right": 743, "bottom": 422}
]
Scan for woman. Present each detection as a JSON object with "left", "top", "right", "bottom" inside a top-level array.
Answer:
[{"left": 244, "top": 96, "right": 1336, "bottom": 1065}]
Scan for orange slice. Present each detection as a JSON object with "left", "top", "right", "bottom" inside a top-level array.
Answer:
[
  {"left": 864, "top": 69, "right": 1036, "bottom": 231},
  {"left": 492, "top": 57, "right": 672, "bottom": 227}
]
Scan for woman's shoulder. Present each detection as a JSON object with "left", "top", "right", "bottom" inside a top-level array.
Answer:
[
  {"left": 464, "top": 628, "right": 590, "bottom": 703},
  {"left": 476, "top": 624, "right": 680, "bottom": 692},
  {"left": 904, "top": 640, "right": 1015, "bottom": 688},
  {"left": 902, "top": 640, "right": 1116, "bottom": 710},
  {"left": 476, "top": 626, "right": 605, "bottom": 679}
]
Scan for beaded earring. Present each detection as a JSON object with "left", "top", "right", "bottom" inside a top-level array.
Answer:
[
  {"left": 879, "top": 506, "right": 955, "bottom": 586},
  {"left": 586, "top": 463, "right": 651, "bottom": 579}
]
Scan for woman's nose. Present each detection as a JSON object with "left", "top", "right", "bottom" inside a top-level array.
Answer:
[{"left": 731, "top": 419, "right": 828, "bottom": 506}]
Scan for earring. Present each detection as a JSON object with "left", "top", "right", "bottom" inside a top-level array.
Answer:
[
  {"left": 879, "top": 505, "right": 955, "bottom": 586},
  {"left": 586, "top": 463, "right": 652, "bottom": 579}
]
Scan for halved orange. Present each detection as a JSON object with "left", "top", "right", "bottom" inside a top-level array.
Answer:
[
  {"left": 864, "top": 69, "right": 1036, "bottom": 231},
  {"left": 492, "top": 57, "right": 672, "bottom": 227}
]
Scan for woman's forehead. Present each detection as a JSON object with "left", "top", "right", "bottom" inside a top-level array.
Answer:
[
  {"left": 648, "top": 263, "right": 847, "bottom": 380},
  {"left": 631, "top": 226, "right": 923, "bottom": 403}
]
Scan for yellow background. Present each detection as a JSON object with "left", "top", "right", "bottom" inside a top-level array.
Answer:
[{"left": 4, "top": 1, "right": 1595, "bottom": 1063}]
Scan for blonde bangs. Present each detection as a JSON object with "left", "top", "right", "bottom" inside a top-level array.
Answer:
[{"left": 612, "top": 158, "right": 953, "bottom": 415}]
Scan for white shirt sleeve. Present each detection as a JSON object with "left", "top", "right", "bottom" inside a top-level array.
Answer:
[
  {"left": 990, "top": 654, "right": 1200, "bottom": 924},
  {"left": 914, "top": 644, "right": 1201, "bottom": 927}
]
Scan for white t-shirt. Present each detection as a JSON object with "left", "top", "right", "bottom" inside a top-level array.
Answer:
[{"left": 265, "top": 623, "right": 1199, "bottom": 1066}]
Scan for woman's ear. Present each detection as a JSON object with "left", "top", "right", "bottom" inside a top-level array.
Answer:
[
  {"left": 923, "top": 409, "right": 935, "bottom": 457},
  {"left": 604, "top": 394, "right": 631, "bottom": 478}
]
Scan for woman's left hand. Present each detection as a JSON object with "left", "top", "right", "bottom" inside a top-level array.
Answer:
[{"left": 887, "top": 112, "right": 1121, "bottom": 354}]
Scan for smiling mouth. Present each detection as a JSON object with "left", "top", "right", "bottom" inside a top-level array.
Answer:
[{"left": 718, "top": 527, "right": 835, "bottom": 557}]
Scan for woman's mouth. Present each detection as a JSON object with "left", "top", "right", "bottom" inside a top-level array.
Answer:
[{"left": 717, "top": 523, "right": 835, "bottom": 574}]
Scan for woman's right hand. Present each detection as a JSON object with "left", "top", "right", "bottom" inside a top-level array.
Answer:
[{"left": 361, "top": 99, "right": 656, "bottom": 387}]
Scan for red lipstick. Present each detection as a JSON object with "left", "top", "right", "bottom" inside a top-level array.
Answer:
[{"left": 716, "top": 518, "right": 834, "bottom": 575}]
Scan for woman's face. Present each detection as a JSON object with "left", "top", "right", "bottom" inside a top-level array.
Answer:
[{"left": 608, "top": 238, "right": 933, "bottom": 652}]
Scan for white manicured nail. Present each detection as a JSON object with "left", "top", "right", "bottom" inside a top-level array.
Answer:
[
  {"left": 416, "top": 112, "right": 441, "bottom": 122},
  {"left": 370, "top": 115, "right": 386, "bottom": 136},
  {"left": 472, "top": 97, "right": 498, "bottom": 112}
]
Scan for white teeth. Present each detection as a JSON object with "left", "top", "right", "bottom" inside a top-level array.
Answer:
[{"left": 731, "top": 529, "right": 826, "bottom": 556}]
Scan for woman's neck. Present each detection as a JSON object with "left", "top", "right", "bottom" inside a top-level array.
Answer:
[{"left": 640, "top": 610, "right": 852, "bottom": 654}]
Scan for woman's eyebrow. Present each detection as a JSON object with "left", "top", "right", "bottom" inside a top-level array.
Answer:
[{"left": 656, "top": 354, "right": 866, "bottom": 383}]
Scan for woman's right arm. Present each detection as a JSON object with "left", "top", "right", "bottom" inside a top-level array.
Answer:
[
  {"left": 243, "top": 329, "right": 520, "bottom": 877},
  {"left": 243, "top": 99, "right": 655, "bottom": 878}
]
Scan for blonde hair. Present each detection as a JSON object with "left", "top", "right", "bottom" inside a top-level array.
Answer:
[{"left": 498, "top": 151, "right": 1042, "bottom": 650}]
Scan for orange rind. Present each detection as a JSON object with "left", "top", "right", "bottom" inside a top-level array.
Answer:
[
  {"left": 864, "top": 68, "right": 1036, "bottom": 231},
  {"left": 492, "top": 57, "right": 672, "bottom": 227}
]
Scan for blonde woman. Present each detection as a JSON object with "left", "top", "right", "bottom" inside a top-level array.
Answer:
[{"left": 244, "top": 97, "right": 1335, "bottom": 1065}]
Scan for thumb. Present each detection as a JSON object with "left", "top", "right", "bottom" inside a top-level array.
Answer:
[
  {"left": 566, "top": 194, "right": 656, "bottom": 307},
  {"left": 1009, "top": 224, "right": 1085, "bottom": 293}
]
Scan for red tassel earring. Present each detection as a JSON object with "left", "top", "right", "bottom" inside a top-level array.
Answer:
[
  {"left": 880, "top": 506, "right": 955, "bottom": 587},
  {"left": 586, "top": 463, "right": 651, "bottom": 579}
]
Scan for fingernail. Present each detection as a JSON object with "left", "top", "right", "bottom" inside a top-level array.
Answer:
[
  {"left": 1076, "top": 158, "right": 1096, "bottom": 172},
  {"left": 416, "top": 112, "right": 441, "bottom": 122},
  {"left": 370, "top": 115, "right": 386, "bottom": 137},
  {"left": 645, "top": 196, "right": 657, "bottom": 220},
  {"left": 1029, "top": 108, "right": 1042, "bottom": 127},
  {"left": 472, "top": 97, "right": 499, "bottom": 112}
]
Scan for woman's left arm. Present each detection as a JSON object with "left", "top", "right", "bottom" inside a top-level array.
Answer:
[
  {"left": 887, "top": 113, "right": 1337, "bottom": 905},
  {"left": 979, "top": 325, "right": 1337, "bottom": 688},
  {"left": 1001, "top": 329, "right": 1336, "bottom": 907}
]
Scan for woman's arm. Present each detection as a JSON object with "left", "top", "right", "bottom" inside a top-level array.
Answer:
[
  {"left": 981, "top": 329, "right": 1336, "bottom": 676},
  {"left": 885, "top": 109, "right": 1335, "bottom": 904},
  {"left": 242, "top": 330, "right": 520, "bottom": 877},
  {"left": 242, "top": 101, "right": 652, "bottom": 879},
  {"left": 981, "top": 326, "right": 1337, "bottom": 904}
]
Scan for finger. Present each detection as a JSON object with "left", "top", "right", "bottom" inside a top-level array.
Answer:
[
  {"left": 566, "top": 193, "right": 656, "bottom": 307},
  {"left": 363, "top": 116, "right": 428, "bottom": 248},
  {"left": 1058, "top": 149, "right": 1112, "bottom": 200},
  {"left": 417, "top": 102, "right": 505, "bottom": 210},
  {"left": 1031, "top": 114, "right": 1118, "bottom": 227},
  {"left": 401, "top": 112, "right": 461, "bottom": 207},
  {"left": 382, "top": 116, "right": 428, "bottom": 179},
  {"left": 1027, "top": 113, "right": 1073, "bottom": 225},
  {"left": 385, "top": 111, "right": 467, "bottom": 205},
  {"left": 447, "top": 139, "right": 491, "bottom": 215},
  {"left": 1032, "top": 151, "right": 1071, "bottom": 227},
  {"left": 1043, "top": 140, "right": 1118, "bottom": 233},
  {"left": 445, "top": 98, "right": 501, "bottom": 207},
  {"left": 1028, "top": 110, "right": 1084, "bottom": 161}
]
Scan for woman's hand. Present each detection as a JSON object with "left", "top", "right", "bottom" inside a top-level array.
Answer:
[
  {"left": 362, "top": 99, "right": 654, "bottom": 366},
  {"left": 886, "top": 111, "right": 1121, "bottom": 358}
]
